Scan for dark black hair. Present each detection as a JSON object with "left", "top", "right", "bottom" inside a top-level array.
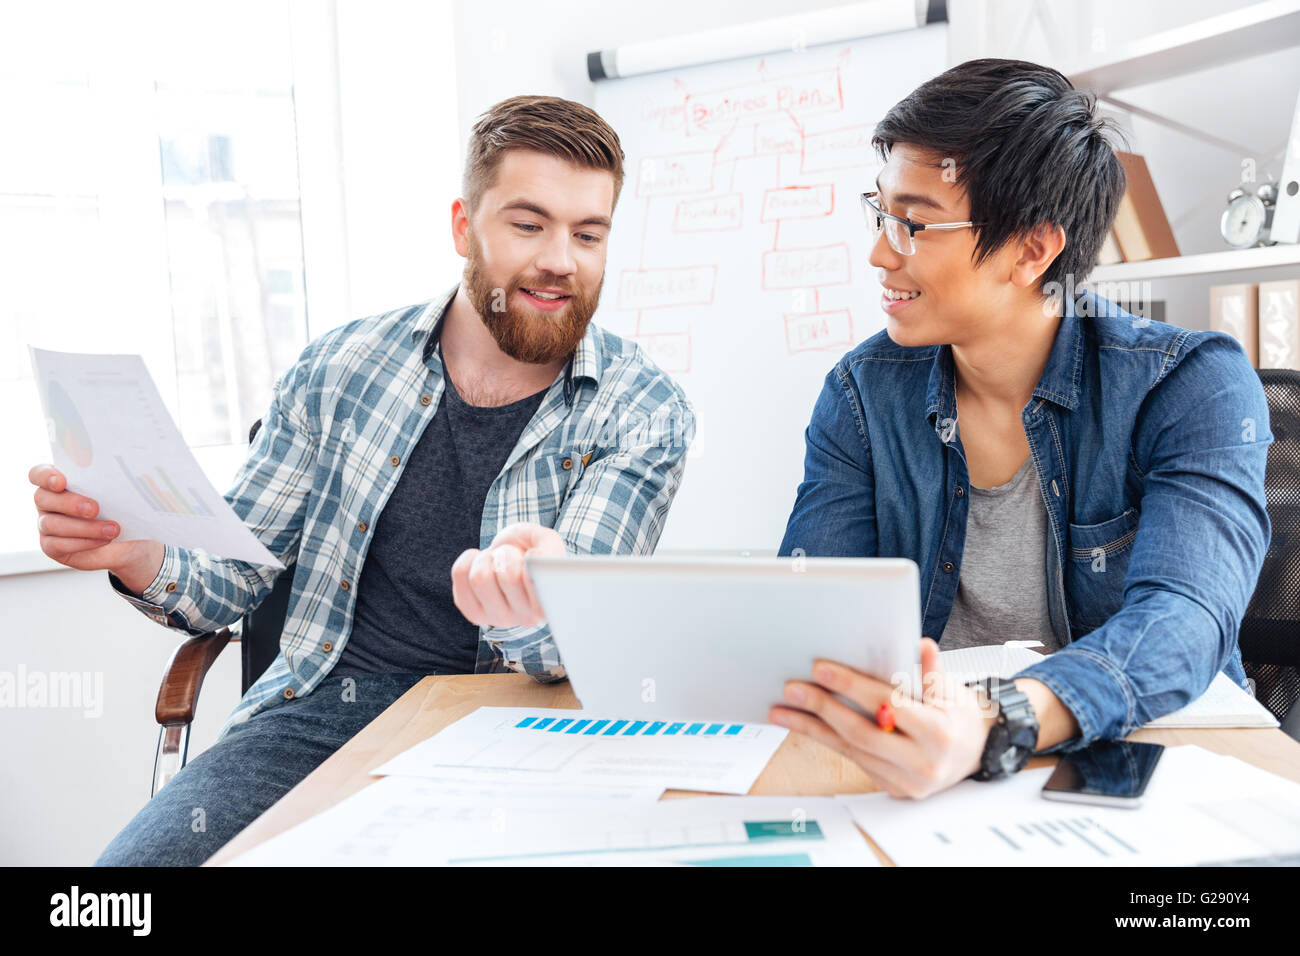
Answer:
[{"left": 872, "top": 58, "right": 1128, "bottom": 295}]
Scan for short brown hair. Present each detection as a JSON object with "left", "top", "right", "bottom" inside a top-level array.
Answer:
[{"left": 462, "top": 95, "right": 625, "bottom": 216}]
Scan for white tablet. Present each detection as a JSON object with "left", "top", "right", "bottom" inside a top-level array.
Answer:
[{"left": 525, "top": 554, "right": 921, "bottom": 725}]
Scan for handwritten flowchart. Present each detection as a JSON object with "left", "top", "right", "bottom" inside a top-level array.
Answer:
[
  {"left": 593, "top": 25, "right": 947, "bottom": 550},
  {"left": 607, "top": 56, "right": 885, "bottom": 376}
]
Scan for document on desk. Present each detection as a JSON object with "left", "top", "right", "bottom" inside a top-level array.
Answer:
[
  {"left": 227, "top": 776, "right": 665, "bottom": 867},
  {"left": 838, "top": 745, "right": 1300, "bottom": 866},
  {"left": 941, "top": 644, "right": 1278, "bottom": 729},
  {"left": 228, "top": 779, "right": 876, "bottom": 867},
  {"left": 29, "top": 348, "right": 282, "bottom": 568},
  {"left": 371, "top": 706, "right": 789, "bottom": 795},
  {"left": 444, "top": 796, "right": 879, "bottom": 867}
]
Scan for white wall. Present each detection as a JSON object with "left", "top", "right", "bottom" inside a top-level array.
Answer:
[
  {"left": 0, "top": 569, "right": 243, "bottom": 865},
  {"left": 5, "top": 0, "right": 1293, "bottom": 865}
]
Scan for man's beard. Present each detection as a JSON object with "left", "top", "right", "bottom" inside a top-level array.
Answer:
[{"left": 463, "top": 234, "right": 601, "bottom": 364}]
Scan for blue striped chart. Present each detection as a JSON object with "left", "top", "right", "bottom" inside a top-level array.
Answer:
[{"left": 513, "top": 715, "right": 754, "bottom": 737}]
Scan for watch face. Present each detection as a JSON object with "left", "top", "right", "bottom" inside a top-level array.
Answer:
[{"left": 1222, "top": 195, "right": 1265, "bottom": 247}]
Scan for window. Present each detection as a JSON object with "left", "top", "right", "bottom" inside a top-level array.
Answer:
[{"left": 1, "top": 1, "right": 310, "bottom": 559}]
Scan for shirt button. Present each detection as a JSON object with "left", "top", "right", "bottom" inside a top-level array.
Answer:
[
  {"left": 1051, "top": 479, "right": 1060, "bottom": 496},
  {"left": 562, "top": 457, "right": 573, "bottom": 470},
  {"left": 390, "top": 455, "right": 401, "bottom": 466},
  {"left": 420, "top": 394, "right": 432, "bottom": 406},
  {"left": 283, "top": 688, "right": 295, "bottom": 699},
  {"left": 165, "top": 582, "right": 178, "bottom": 593},
  {"left": 322, "top": 641, "right": 333, "bottom": 652},
  {"left": 357, "top": 520, "right": 368, "bottom": 533},
  {"left": 942, "top": 561, "right": 955, "bottom": 573},
  {"left": 340, "top": 580, "right": 351, "bottom": 591},
  {"left": 955, "top": 486, "right": 964, "bottom": 498}
]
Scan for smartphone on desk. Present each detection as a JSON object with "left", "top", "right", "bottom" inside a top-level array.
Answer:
[{"left": 1041, "top": 740, "right": 1164, "bottom": 809}]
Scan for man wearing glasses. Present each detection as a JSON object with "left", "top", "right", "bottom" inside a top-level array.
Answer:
[{"left": 770, "top": 59, "right": 1271, "bottom": 797}]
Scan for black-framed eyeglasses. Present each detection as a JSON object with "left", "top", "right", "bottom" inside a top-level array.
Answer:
[{"left": 860, "top": 191, "right": 977, "bottom": 256}]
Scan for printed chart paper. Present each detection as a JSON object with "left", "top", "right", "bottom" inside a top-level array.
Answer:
[
  {"left": 228, "top": 778, "right": 873, "bottom": 867},
  {"left": 372, "top": 706, "right": 788, "bottom": 795},
  {"left": 30, "top": 348, "right": 282, "bottom": 568}
]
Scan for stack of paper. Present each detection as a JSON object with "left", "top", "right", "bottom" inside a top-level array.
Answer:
[{"left": 229, "top": 706, "right": 886, "bottom": 866}]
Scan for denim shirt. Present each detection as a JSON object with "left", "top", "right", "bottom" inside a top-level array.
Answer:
[{"left": 779, "top": 290, "right": 1272, "bottom": 752}]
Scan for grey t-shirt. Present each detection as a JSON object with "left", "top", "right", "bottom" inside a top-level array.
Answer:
[
  {"left": 332, "top": 367, "right": 548, "bottom": 677},
  {"left": 940, "top": 455, "right": 1064, "bottom": 651}
]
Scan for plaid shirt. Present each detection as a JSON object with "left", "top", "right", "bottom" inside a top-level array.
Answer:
[{"left": 112, "top": 286, "right": 695, "bottom": 739}]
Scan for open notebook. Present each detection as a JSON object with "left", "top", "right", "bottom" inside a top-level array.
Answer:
[{"left": 940, "top": 643, "right": 1279, "bottom": 729}]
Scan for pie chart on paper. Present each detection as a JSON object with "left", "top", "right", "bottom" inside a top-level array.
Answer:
[{"left": 46, "top": 379, "right": 94, "bottom": 467}]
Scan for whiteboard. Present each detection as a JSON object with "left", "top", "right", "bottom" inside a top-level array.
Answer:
[{"left": 592, "top": 22, "right": 948, "bottom": 551}]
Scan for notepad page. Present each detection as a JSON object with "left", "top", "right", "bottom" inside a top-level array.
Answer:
[
  {"left": 939, "top": 644, "right": 1280, "bottom": 729},
  {"left": 1145, "top": 672, "right": 1279, "bottom": 728},
  {"left": 939, "top": 644, "right": 1048, "bottom": 684}
]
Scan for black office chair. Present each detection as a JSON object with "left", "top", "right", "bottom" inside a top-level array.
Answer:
[
  {"left": 151, "top": 418, "right": 293, "bottom": 795},
  {"left": 1239, "top": 368, "right": 1300, "bottom": 741}
]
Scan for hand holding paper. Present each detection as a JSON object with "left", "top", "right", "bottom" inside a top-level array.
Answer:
[
  {"left": 29, "top": 348, "right": 283, "bottom": 570},
  {"left": 29, "top": 463, "right": 165, "bottom": 591}
]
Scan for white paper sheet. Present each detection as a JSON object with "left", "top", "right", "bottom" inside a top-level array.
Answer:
[
  {"left": 1144, "top": 672, "right": 1278, "bottom": 728},
  {"left": 940, "top": 643, "right": 1278, "bottom": 729},
  {"left": 29, "top": 348, "right": 282, "bottom": 568},
  {"left": 226, "top": 776, "right": 666, "bottom": 866},
  {"left": 446, "top": 797, "right": 879, "bottom": 867},
  {"left": 838, "top": 745, "right": 1300, "bottom": 866},
  {"left": 371, "top": 707, "right": 788, "bottom": 795},
  {"left": 227, "top": 780, "right": 875, "bottom": 867}
]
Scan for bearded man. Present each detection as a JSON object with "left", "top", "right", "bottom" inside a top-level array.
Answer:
[{"left": 29, "top": 95, "right": 694, "bottom": 865}]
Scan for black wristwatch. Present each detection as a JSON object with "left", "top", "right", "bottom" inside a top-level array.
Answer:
[{"left": 971, "top": 677, "right": 1039, "bottom": 780}]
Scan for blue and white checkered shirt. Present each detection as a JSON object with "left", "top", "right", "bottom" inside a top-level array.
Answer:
[{"left": 112, "top": 286, "right": 695, "bottom": 739}]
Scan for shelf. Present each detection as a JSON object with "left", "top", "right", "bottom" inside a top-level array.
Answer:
[
  {"left": 1084, "top": 244, "right": 1300, "bottom": 283},
  {"left": 1063, "top": 0, "right": 1300, "bottom": 95}
]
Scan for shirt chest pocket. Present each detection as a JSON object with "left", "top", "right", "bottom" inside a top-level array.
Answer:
[
  {"left": 1065, "top": 506, "right": 1140, "bottom": 632},
  {"left": 522, "top": 450, "right": 596, "bottom": 519}
]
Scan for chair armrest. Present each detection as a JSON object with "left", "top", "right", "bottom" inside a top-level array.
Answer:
[{"left": 155, "top": 628, "right": 235, "bottom": 727}]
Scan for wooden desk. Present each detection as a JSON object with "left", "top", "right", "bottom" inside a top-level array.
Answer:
[{"left": 207, "top": 674, "right": 1300, "bottom": 866}]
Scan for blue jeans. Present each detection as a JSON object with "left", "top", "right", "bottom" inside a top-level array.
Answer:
[{"left": 95, "top": 673, "right": 426, "bottom": 866}]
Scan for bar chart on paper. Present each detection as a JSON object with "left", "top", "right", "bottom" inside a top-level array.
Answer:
[
  {"left": 372, "top": 706, "right": 788, "bottom": 794},
  {"left": 513, "top": 714, "right": 761, "bottom": 738},
  {"left": 29, "top": 348, "right": 282, "bottom": 567},
  {"left": 115, "top": 458, "right": 215, "bottom": 516}
]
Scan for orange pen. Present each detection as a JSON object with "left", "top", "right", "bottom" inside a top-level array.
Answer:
[{"left": 876, "top": 702, "right": 896, "bottom": 733}]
